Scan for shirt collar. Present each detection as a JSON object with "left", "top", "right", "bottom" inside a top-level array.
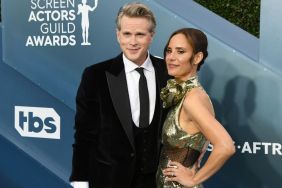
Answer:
[{"left": 123, "top": 52, "right": 154, "bottom": 73}]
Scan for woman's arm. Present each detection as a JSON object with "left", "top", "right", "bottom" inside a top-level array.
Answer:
[{"left": 163, "top": 89, "right": 235, "bottom": 187}]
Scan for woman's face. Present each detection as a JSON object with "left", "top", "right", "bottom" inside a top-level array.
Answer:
[{"left": 165, "top": 33, "right": 197, "bottom": 81}]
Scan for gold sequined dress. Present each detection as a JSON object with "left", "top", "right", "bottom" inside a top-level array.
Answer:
[{"left": 156, "top": 76, "right": 208, "bottom": 188}]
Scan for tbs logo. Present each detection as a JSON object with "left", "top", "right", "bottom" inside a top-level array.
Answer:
[{"left": 15, "top": 106, "right": 60, "bottom": 139}]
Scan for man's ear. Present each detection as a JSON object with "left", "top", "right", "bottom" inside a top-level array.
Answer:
[
  {"left": 116, "top": 29, "right": 120, "bottom": 43},
  {"left": 149, "top": 31, "right": 155, "bottom": 43}
]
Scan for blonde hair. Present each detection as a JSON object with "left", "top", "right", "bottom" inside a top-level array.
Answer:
[{"left": 116, "top": 2, "right": 156, "bottom": 33}]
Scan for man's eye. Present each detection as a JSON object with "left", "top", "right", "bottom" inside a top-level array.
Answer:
[
  {"left": 123, "top": 33, "right": 131, "bottom": 36},
  {"left": 136, "top": 34, "right": 145, "bottom": 38}
]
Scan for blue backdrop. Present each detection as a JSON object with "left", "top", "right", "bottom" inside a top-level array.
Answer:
[{"left": 1, "top": 0, "right": 282, "bottom": 187}]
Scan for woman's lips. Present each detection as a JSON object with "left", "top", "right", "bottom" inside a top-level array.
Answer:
[{"left": 167, "top": 64, "right": 179, "bottom": 69}]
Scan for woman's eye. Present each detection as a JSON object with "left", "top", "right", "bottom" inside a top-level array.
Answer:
[{"left": 166, "top": 49, "right": 172, "bottom": 54}]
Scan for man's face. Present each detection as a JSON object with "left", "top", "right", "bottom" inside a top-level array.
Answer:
[{"left": 116, "top": 16, "right": 154, "bottom": 66}]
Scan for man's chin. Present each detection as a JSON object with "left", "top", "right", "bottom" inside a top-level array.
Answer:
[{"left": 127, "top": 56, "right": 141, "bottom": 63}]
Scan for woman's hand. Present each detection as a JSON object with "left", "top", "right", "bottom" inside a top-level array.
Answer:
[{"left": 162, "top": 161, "right": 197, "bottom": 187}]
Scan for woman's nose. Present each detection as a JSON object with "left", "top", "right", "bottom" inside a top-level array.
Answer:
[{"left": 166, "top": 52, "right": 175, "bottom": 60}]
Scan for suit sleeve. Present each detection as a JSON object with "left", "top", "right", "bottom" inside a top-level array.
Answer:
[{"left": 70, "top": 67, "right": 100, "bottom": 181}]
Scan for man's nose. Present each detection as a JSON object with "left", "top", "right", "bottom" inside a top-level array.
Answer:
[{"left": 129, "top": 36, "right": 138, "bottom": 45}]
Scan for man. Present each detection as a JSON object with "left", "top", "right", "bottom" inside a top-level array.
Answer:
[{"left": 70, "top": 2, "right": 169, "bottom": 188}]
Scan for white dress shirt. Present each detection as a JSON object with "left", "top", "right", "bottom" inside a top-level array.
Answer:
[
  {"left": 71, "top": 52, "right": 156, "bottom": 188},
  {"left": 70, "top": 182, "right": 89, "bottom": 188},
  {"left": 123, "top": 53, "right": 156, "bottom": 127}
]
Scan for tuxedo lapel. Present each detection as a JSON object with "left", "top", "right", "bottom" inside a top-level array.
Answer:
[
  {"left": 151, "top": 55, "right": 166, "bottom": 128},
  {"left": 106, "top": 54, "right": 135, "bottom": 150}
]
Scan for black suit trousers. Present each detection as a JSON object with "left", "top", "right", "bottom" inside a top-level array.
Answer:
[{"left": 131, "top": 171, "right": 156, "bottom": 188}]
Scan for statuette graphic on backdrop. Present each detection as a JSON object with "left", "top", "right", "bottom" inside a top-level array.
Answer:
[{"left": 77, "top": 0, "right": 98, "bottom": 45}]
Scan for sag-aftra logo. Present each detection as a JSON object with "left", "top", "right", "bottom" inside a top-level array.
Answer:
[{"left": 14, "top": 106, "right": 60, "bottom": 139}]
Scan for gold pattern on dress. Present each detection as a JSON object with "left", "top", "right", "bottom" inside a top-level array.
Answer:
[
  {"left": 160, "top": 76, "right": 201, "bottom": 109},
  {"left": 156, "top": 76, "right": 208, "bottom": 188}
]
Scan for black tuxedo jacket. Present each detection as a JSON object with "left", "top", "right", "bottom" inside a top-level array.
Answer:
[{"left": 70, "top": 53, "right": 169, "bottom": 188}]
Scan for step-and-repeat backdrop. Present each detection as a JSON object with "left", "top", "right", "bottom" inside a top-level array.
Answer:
[{"left": 1, "top": 0, "right": 282, "bottom": 187}]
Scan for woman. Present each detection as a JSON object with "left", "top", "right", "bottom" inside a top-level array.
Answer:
[{"left": 156, "top": 28, "right": 235, "bottom": 188}]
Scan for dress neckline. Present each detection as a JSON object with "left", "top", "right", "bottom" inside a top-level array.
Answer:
[{"left": 160, "top": 76, "right": 201, "bottom": 108}]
